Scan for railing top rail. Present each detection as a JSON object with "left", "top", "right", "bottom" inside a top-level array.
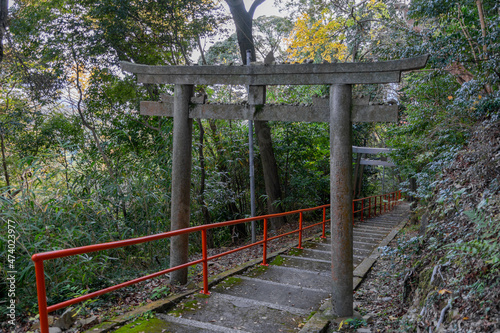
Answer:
[{"left": 31, "top": 203, "right": 330, "bottom": 262}]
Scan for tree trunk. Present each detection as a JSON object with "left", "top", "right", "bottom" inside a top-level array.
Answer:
[
  {"left": 475, "top": 0, "right": 493, "bottom": 94},
  {"left": 476, "top": 0, "right": 488, "bottom": 59},
  {"left": 225, "top": 0, "right": 285, "bottom": 230},
  {"left": 254, "top": 121, "right": 285, "bottom": 229},
  {"left": 225, "top": 0, "right": 258, "bottom": 63},
  {"left": 1, "top": 131, "right": 10, "bottom": 194},
  {"left": 0, "top": 0, "right": 8, "bottom": 62}
]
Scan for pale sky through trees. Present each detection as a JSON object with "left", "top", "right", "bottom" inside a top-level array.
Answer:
[
  {"left": 194, "top": 0, "right": 286, "bottom": 63},
  {"left": 241, "top": 0, "right": 284, "bottom": 18}
]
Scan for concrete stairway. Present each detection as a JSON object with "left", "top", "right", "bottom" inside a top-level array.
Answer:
[{"left": 113, "top": 203, "right": 409, "bottom": 333}]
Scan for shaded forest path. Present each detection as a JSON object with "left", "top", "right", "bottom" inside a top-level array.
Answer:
[{"left": 107, "top": 203, "right": 410, "bottom": 333}]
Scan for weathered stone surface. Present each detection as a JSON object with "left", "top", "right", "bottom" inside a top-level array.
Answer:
[
  {"left": 352, "top": 146, "right": 393, "bottom": 154},
  {"left": 131, "top": 56, "right": 428, "bottom": 74},
  {"left": 170, "top": 84, "right": 194, "bottom": 285},
  {"left": 53, "top": 307, "right": 76, "bottom": 330},
  {"left": 351, "top": 105, "right": 398, "bottom": 123},
  {"left": 136, "top": 71, "right": 401, "bottom": 85},
  {"left": 353, "top": 258, "right": 377, "bottom": 278},
  {"left": 330, "top": 84, "right": 354, "bottom": 317},
  {"left": 77, "top": 315, "right": 99, "bottom": 327},
  {"left": 140, "top": 101, "right": 398, "bottom": 123},
  {"left": 359, "top": 159, "right": 396, "bottom": 167},
  {"left": 120, "top": 56, "right": 429, "bottom": 85}
]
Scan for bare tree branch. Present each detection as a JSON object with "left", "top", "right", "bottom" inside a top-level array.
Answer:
[{"left": 248, "top": 0, "right": 266, "bottom": 19}]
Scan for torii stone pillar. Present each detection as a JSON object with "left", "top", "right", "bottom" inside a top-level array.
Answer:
[
  {"left": 330, "top": 84, "right": 353, "bottom": 316},
  {"left": 170, "top": 84, "right": 193, "bottom": 284}
]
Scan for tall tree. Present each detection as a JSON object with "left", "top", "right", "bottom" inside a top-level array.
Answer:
[
  {"left": 0, "top": 0, "right": 7, "bottom": 62},
  {"left": 225, "top": 0, "right": 286, "bottom": 229}
]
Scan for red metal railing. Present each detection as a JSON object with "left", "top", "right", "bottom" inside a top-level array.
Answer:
[
  {"left": 32, "top": 205, "right": 330, "bottom": 333},
  {"left": 32, "top": 190, "right": 402, "bottom": 333},
  {"left": 352, "top": 190, "right": 401, "bottom": 222}
]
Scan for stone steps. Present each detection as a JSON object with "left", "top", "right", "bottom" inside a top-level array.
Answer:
[{"left": 108, "top": 203, "right": 410, "bottom": 333}]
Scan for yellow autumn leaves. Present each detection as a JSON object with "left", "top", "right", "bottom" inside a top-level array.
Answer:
[
  {"left": 285, "top": 0, "right": 389, "bottom": 63},
  {"left": 285, "top": 11, "right": 348, "bottom": 63}
]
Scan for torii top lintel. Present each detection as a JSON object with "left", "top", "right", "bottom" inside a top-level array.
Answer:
[{"left": 120, "top": 55, "right": 429, "bottom": 86}]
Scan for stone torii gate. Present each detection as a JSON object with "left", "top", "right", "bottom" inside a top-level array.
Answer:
[{"left": 120, "top": 55, "right": 428, "bottom": 317}]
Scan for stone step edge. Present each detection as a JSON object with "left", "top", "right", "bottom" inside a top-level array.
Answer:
[
  {"left": 237, "top": 275, "right": 326, "bottom": 293},
  {"left": 85, "top": 231, "right": 327, "bottom": 333},
  {"left": 301, "top": 247, "right": 365, "bottom": 260},
  {"left": 157, "top": 313, "right": 252, "bottom": 333},
  {"left": 298, "top": 206, "right": 409, "bottom": 333},
  {"left": 214, "top": 292, "right": 310, "bottom": 315}
]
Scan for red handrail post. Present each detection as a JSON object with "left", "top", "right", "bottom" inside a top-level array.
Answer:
[
  {"left": 34, "top": 259, "right": 49, "bottom": 333},
  {"left": 261, "top": 218, "right": 269, "bottom": 266},
  {"left": 297, "top": 212, "right": 304, "bottom": 249},
  {"left": 200, "top": 229, "right": 210, "bottom": 295},
  {"left": 384, "top": 194, "right": 387, "bottom": 212},
  {"left": 360, "top": 200, "right": 364, "bottom": 222},
  {"left": 321, "top": 207, "right": 327, "bottom": 239}
]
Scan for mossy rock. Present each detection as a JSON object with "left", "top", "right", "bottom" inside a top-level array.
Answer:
[
  {"left": 113, "top": 318, "right": 166, "bottom": 333},
  {"left": 417, "top": 267, "right": 436, "bottom": 307},
  {"left": 288, "top": 248, "right": 303, "bottom": 256},
  {"left": 418, "top": 267, "right": 434, "bottom": 291},
  {"left": 306, "top": 311, "right": 317, "bottom": 321},
  {"left": 168, "top": 299, "right": 200, "bottom": 317},
  {"left": 270, "top": 255, "right": 285, "bottom": 266},
  {"left": 212, "top": 276, "right": 243, "bottom": 293},
  {"left": 303, "top": 242, "right": 317, "bottom": 249},
  {"left": 246, "top": 264, "right": 269, "bottom": 277},
  {"left": 194, "top": 292, "right": 210, "bottom": 299},
  {"left": 89, "top": 321, "right": 114, "bottom": 330}
]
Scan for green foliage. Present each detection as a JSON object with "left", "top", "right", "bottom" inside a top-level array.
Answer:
[
  {"left": 339, "top": 317, "right": 367, "bottom": 330},
  {"left": 273, "top": 121, "right": 330, "bottom": 208},
  {"left": 203, "top": 34, "right": 240, "bottom": 65},
  {"left": 446, "top": 211, "right": 500, "bottom": 274},
  {"left": 150, "top": 285, "right": 171, "bottom": 301},
  {"left": 386, "top": 70, "right": 477, "bottom": 198}
]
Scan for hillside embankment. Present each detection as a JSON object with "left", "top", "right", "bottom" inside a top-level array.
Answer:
[{"left": 333, "top": 117, "right": 499, "bottom": 332}]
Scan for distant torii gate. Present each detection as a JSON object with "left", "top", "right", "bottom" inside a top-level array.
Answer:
[
  {"left": 353, "top": 146, "right": 397, "bottom": 193},
  {"left": 120, "top": 55, "right": 428, "bottom": 317}
]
